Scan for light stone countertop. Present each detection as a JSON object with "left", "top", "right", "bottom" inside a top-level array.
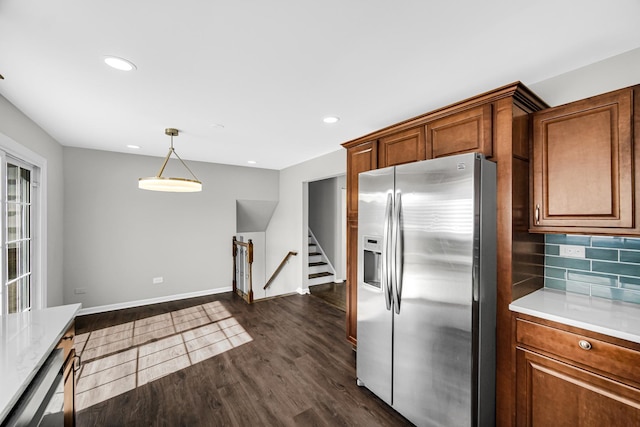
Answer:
[
  {"left": 0, "top": 303, "right": 81, "bottom": 423},
  {"left": 509, "top": 288, "right": 640, "bottom": 344}
]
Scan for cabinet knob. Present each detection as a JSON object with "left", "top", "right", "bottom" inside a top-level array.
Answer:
[{"left": 578, "top": 339, "right": 592, "bottom": 350}]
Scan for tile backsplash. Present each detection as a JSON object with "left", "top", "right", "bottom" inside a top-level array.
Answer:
[{"left": 544, "top": 234, "right": 640, "bottom": 304}]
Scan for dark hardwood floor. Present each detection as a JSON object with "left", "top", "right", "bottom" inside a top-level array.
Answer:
[
  {"left": 75, "top": 292, "right": 411, "bottom": 426},
  {"left": 309, "top": 281, "right": 346, "bottom": 311}
]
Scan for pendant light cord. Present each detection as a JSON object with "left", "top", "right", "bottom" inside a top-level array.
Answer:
[{"left": 155, "top": 133, "right": 200, "bottom": 181}]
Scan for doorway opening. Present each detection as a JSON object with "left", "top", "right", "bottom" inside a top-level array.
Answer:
[{"left": 305, "top": 175, "right": 346, "bottom": 311}]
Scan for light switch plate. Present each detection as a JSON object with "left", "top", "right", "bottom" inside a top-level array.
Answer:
[{"left": 559, "top": 244, "right": 586, "bottom": 258}]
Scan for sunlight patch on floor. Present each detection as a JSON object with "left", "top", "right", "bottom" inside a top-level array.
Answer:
[{"left": 74, "top": 301, "right": 252, "bottom": 410}]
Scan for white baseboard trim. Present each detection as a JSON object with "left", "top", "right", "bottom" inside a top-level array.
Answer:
[
  {"left": 77, "top": 286, "right": 233, "bottom": 316},
  {"left": 296, "top": 287, "right": 310, "bottom": 295}
]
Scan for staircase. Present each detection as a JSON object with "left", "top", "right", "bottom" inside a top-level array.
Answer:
[{"left": 308, "top": 231, "right": 335, "bottom": 286}]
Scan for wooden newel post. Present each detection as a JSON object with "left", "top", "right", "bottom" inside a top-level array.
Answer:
[
  {"left": 247, "top": 239, "right": 254, "bottom": 303},
  {"left": 231, "top": 236, "right": 254, "bottom": 304},
  {"left": 232, "top": 236, "right": 237, "bottom": 294}
]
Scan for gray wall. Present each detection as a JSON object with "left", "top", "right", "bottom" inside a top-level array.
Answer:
[
  {"left": 0, "top": 94, "right": 64, "bottom": 307},
  {"left": 63, "top": 147, "right": 278, "bottom": 308},
  {"left": 309, "top": 177, "right": 338, "bottom": 266},
  {"left": 529, "top": 47, "right": 640, "bottom": 106}
]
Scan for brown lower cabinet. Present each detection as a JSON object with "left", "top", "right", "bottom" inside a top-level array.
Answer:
[
  {"left": 346, "top": 220, "right": 358, "bottom": 345},
  {"left": 345, "top": 140, "right": 377, "bottom": 345},
  {"left": 515, "top": 315, "right": 640, "bottom": 426},
  {"left": 62, "top": 349, "right": 76, "bottom": 426},
  {"left": 57, "top": 323, "right": 76, "bottom": 426}
]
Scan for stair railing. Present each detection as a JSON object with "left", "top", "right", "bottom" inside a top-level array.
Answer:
[
  {"left": 264, "top": 251, "right": 298, "bottom": 290},
  {"left": 232, "top": 236, "right": 254, "bottom": 303}
]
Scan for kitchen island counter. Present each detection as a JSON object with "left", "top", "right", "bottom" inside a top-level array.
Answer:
[{"left": 0, "top": 303, "right": 81, "bottom": 423}]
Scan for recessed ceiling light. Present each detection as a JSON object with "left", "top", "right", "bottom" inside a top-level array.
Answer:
[
  {"left": 248, "top": 160, "right": 257, "bottom": 164},
  {"left": 127, "top": 145, "right": 140, "bottom": 149},
  {"left": 323, "top": 116, "right": 340, "bottom": 124},
  {"left": 104, "top": 56, "right": 137, "bottom": 71}
]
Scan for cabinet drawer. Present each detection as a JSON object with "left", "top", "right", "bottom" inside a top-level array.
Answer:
[{"left": 516, "top": 318, "right": 640, "bottom": 385}]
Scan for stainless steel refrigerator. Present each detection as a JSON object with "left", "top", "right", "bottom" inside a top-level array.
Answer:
[{"left": 356, "top": 152, "right": 496, "bottom": 427}]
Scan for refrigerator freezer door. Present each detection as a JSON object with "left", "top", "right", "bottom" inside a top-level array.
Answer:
[
  {"left": 392, "top": 154, "right": 478, "bottom": 426},
  {"left": 357, "top": 166, "right": 395, "bottom": 405}
]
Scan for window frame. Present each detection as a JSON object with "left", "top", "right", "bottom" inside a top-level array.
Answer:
[{"left": 0, "top": 133, "right": 46, "bottom": 315}]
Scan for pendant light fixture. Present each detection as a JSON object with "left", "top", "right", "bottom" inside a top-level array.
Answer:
[{"left": 138, "top": 128, "right": 202, "bottom": 192}]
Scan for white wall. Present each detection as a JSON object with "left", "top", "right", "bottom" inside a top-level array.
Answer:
[
  {"left": 263, "top": 149, "right": 346, "bottom": 297},
  {"left": 63, "top": 147, "right": 278, "bottom": 309},
  {"left": 0, "top": 95, "right": 64, "bottom": 307}
]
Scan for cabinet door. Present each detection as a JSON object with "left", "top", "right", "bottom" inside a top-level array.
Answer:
[
  {"left": 347, "top": 141, "right": 377, "bottom": 220},
  {"left": 57, "top": 324, "right": 76, "bottom": 427},
  {"left": 63, "top": 349, "right": 76, "bottom": 427},
  {"left": 346, "top": 220, "right": 358, "bottom": 345},
  {"left": 378, "top": 126, "right": 425, "bottom": 168},
  {"left": 426, "top": 104, "right": 492, "bottom": 158},
  {"left": 346, "top": 142, "right": 377, "bottom": 346},
  {"left": 531, "top": 89, "right": 633, "bottom": 230},
  {"left": 516, "top": 348, "right": 640, "bottom": 426}
]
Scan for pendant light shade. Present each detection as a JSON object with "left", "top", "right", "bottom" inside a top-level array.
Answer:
[{"left": 138, "top": 128, "right": 202, "bottom": 192}]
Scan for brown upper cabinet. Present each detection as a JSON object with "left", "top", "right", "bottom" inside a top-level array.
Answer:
[
  {"left": 426, "top": 104, "right": 493, "bottom": 159},
  {"left": 346, "top": 140, "right": 377, "bottom": 220},
  {"left": 530, "top": 86, "right": 640, "bottom": 235},
  {"left": 378, "top": 126, "right": 426, "bottom": 168}
]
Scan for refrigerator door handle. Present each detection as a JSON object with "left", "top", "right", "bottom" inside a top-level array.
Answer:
[
  {"left": 382, "top": 192, "right": 393, "bottom": 311},
  {"left": 393, "top": 191, "right": 403, "bottom": 314}
]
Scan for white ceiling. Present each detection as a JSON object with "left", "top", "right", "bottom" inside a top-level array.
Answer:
[{"left": 1, "top": 1, "right": 640, "bottom": 170}]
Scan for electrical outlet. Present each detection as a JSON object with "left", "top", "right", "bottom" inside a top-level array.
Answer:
[
  {"left": 559, "top": 244, "right": 586, "bottom": 258},
  {"left": 74, "top": 288, "right": 87, "bottom": 294},
  {"left": 153, "top": 277, "right": 164, "bottom": 284}
]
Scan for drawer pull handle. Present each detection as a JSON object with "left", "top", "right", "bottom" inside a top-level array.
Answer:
[
  {"left": 578, "top": 340, "right": 592, "bottom": 350},
  {"left": 73, "top": 354, "right": 82, "bottom": 372},
  {"left": 535, "top": 204, "right": 540, "bottom": 225}
]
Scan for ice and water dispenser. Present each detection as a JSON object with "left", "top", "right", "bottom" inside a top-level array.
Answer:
[{"left": 362, "top": 235, "right": 382, "bottom": 289}]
